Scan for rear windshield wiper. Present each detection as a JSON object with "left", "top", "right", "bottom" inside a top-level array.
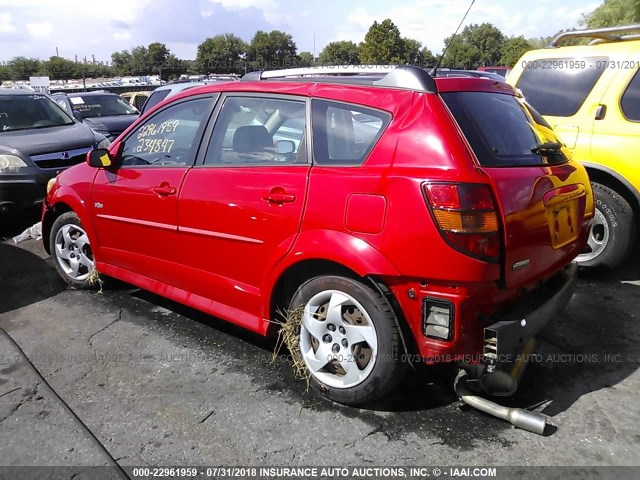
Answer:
[{"left": 531, "top": 142, "right": 562, "bottom": 154}]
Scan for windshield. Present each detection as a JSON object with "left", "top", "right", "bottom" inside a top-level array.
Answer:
[
  {"left": 0, "top": 94, "right": 74, "bottom": 132},
  {"left": 70, "top": 94, "right": 138, "bottom": 118},
  {"left": 442, "top": 91, "right": 568, "bottom": 167}
]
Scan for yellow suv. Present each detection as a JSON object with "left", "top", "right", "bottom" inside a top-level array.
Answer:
[{"left": 509, "top": 24, "right": 640, "bottom": 269}]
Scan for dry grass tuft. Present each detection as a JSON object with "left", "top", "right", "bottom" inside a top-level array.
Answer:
[
  {"left": 269, "top": 305, "right": 311, "bottom": 388},
  {"left": 87, "top": 268, "right": 103, "bottom": 293}
]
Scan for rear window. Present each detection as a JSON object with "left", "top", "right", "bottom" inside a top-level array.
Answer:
[
  {"left": 516, "top": 57, "right": 607, "bottom": 116},
  {"left": 142, "top": 90, "right": 171, "bottom": 114},
  {"left": 442, "top": 91, "right": 568, "bottom": 167},
  {"left": 311, "top": 100, "right": 391, "bottom": 166},
  {"left": 621, "top": 70, "right": 640, "bottom": 121}
]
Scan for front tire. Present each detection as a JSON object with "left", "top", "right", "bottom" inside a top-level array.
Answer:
[
  {"left": 577, "top": 183, "right": 636, "bottom": 269},
  {"left": 289, "top": 275, "right": 405, "bottom": 406},
  {"left": 50, "top": 211, "right": 97, "bottom": 289}
]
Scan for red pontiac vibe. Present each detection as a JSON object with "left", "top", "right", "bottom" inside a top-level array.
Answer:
[{"left": 42, "top": 66, "right": 593, "bottom": 427}]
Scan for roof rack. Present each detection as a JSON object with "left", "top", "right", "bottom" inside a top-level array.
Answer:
[
  {"left": 548, "top": 24, "right": 640, "bottom": 47},
  {"left": 241, "top": 65, "right": 437, "bottom": 94}
]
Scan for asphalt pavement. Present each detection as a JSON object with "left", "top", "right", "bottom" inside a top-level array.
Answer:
[{"left": 0, "top": 220, "right": 639, "bottom": 478}]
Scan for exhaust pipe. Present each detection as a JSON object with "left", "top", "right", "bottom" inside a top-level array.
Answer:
[{"left": 454, "top": 371, "right": 548, "bottom": 435}]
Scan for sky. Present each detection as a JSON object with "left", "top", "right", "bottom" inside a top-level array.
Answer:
[{"left": 0, "top": 0, "right": 602, "bottom": 64}]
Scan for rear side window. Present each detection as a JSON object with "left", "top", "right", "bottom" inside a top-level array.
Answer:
[
  {"left": 621, "top": 70, "right": 640, "bottom": 121},
  {"left": 516, "top": 57, "right": 607, "bottom": 116},
  {"left": 442, "top": 92, "right": 568, "bottom": 167},
  {"left": 311, "top": 100, "right": 391, "bottom": 166}
]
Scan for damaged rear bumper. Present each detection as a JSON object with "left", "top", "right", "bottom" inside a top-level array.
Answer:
[{"left": 467, "top": 262, "right": 578, "bottom": 396}]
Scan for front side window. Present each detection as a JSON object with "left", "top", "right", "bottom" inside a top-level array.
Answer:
[
  {"left": 516, "top": 57, "right": 607, "bottom": 117},
  {"left": 0, "top": 94, "right": 74, "bottom": 132},
  {"left": 121, "top": 97, "right": 212, "bottom": 167},
  {"left": 311, "top": 99, "right": 390, "bottom": 166},
  {"left": 70, "top": 94, "right": 138, "bottom": 118},
  {"left": 204, "top": 96, "right": 307, "bottom": 166},
  {"left": 621, "top": 69, "right": 640, "bottom": 121}
]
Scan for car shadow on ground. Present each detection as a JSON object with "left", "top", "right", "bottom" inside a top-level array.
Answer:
[
  {"left": 497, "top": 280, "right": 640, "bottom": 422},
  {"left": 0, "top": 242, "right": 66, "bottom": 314},
  {"left": 60, "top": 249, "right": 639, "bottom": 445}
]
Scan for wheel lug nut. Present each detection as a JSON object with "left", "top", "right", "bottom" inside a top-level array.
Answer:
[
  {"left": 322, "top": 334, "right": 332, "bottom": 343},
  {"left": 341, "top": 339, "right": 348, "bottom": 348},
  {"left": 339, "top": 326, "right": 346, "bottom": 335},
  {"left": 327, "top": 324, "right": 336, "bottom": 332},
  {"left": 332, "top": 344, "right": 340, "bottom": 353}
]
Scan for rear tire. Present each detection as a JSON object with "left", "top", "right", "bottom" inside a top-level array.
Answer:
[
  {"left": 289, "top": 275, "right": 405, "bottom": 406},
  {"left": 577, "top": 182, "right": 636, "bottom": 269},
  {"left": 50, "top": 212, "right": 97, "bottom": 289}
]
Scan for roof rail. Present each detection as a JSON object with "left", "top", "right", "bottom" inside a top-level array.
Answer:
[
  {"left": 241, "top": 65, "right": 437, "bottom": 93},
  {"left": 548, "top": 24, "right": 640, "bottom": 47}
]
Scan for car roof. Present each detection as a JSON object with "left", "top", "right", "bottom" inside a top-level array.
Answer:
[
  {"left": 0, "top": 88, "right": 40, "bottom": 96},
  {"left": 64, "top": 91, "right": 119, "bottom": 97}
]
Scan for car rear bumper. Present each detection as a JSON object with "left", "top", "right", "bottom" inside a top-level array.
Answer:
[
  {"left": 387, "top": 261, "right": 578, "bottom": 364},
  {"left": 483, "top": 261, "right": 577, "bottom": 368}
]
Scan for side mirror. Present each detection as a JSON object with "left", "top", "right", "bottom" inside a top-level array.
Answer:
[
  {"left": 87, "top": 148, "right": 115, "bottom": 168},
  {"left": 72, "top": 111, "right": 84, "bottom": 123},
  {"left": 275, "top": 140, "right": 295, "bottom": 154}
]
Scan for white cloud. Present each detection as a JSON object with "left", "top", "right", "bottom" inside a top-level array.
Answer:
[
  {"left": 114, "top": 32, "right": 132, "bottom": 41},
  {"left": 0, "top": 11, "right": 15, "bottom": 32},
  {"left": 26, "top": 22, "right": 52, "bottom": 38}
]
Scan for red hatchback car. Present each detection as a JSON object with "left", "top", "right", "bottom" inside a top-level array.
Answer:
[{"left": 43, "top": 65, "right": 593, "bottom": 409}]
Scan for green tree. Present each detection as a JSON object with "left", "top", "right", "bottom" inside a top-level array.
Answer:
[
  {"left": 442, "top": 23, "right": 506, "bottom": 68},
  {"left": 527, "top": 36, "right": 554, "bottom": 49},
  {"left": 359, "top": 19, "right": 405, "bottom": 64},
  {"left": 499, "top": 36, "right": 532, "bottom": 67},
  {"left": 7, "top": 57, "right": 41, "bottom": 80},
  {"left": 441, "top": 35, "right": 480, "bottom": 68},
  {"left": 581, "top": 0, "right": 640, "bottom": 28},
  {"left": 111, "top": 50, "right": 133, "bottom": 75},
  {"left": 147, "top": 42, "right": 170, "bottom": 77},
  {"left": 318, "top": 40, "right": 360, "bottom": 65},
  {"left": 297, "top": 51, "right": 315, "bottom": 67},
  {"left": 402, "top": 38, "right": 437, "bottom": 66},
  {"left": 40, "top": 56, "right": 77, "bottom": 80},
  {"left": 0, "top": 64, "right": 11, "bottom": 82},
  {"left": 247, "top": 30, "right": 297, "bottom": 70},
  {"left": 196, "top": 34, "right": 247, "bottom": 74}
]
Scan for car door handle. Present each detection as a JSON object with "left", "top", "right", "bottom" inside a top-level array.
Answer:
[
  {"left": 152, "top": 184, "right": 177, "bottom": 196},
  {"left": 595, "top": 104, "right": 607, "bottom": 120},
  {"left": 262, "top": 192, "right": 296, "bottom": 204}
]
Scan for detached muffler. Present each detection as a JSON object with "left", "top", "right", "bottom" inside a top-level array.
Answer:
[{"left": 454, "top": 370, "right": 548, "bottom": 435}]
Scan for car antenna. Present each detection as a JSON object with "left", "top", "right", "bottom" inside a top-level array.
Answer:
[{"left": 431, "top": 0, "right": 476, "bottom": 76}]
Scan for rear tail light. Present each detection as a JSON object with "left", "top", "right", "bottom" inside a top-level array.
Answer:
[{"left": 423, "top": 183, "right": 501, "bottom": 262}]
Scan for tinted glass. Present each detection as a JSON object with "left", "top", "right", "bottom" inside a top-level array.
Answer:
[
  {"left": 442, "top": 91, "right": 568, "bottom": 167},
  {"left": 0, "top": 94, "right": 74, "bottom": 131},
  {"left": 70, "top": 94, "right": 138, "bottom": 118},
  {"left": 121, "top": 98, "right": 211, "bottom": 167},
  {"left": 311, "top": 100, "right": 390, "bottom": 166},
  {"left": 516, "top": 57, "right": 607, "bottom": 116},
  {"left": 204, "top": 96, "right": 307, "bottom": 166},
  {"left": 621, "top": 70, "right": 640, "bottom": 121},
  {"left": 142, "top": 90, "right": 171, "bottom": 114}
]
